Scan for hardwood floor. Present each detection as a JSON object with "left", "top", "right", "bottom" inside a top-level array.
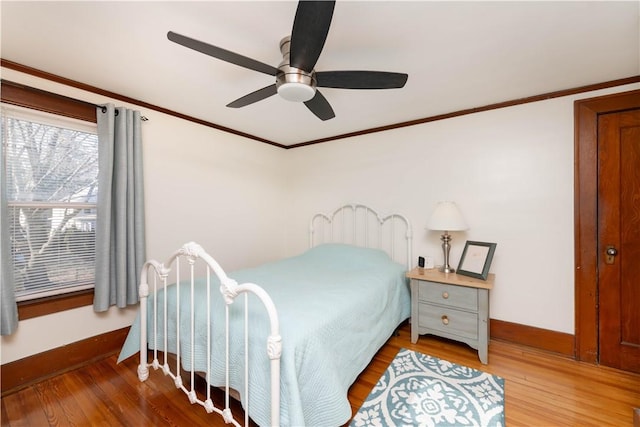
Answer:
[{"left": 2, "top": 323, "right": 639, "bottom": 426}]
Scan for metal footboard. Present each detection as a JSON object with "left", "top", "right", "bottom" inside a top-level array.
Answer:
[{"left": 136, "top": 242, "right": 281, "bottom": 426}]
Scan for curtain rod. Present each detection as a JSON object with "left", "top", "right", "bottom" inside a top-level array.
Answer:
[{"left": 98, "top": 105, "right": 149, "bottom": 121}]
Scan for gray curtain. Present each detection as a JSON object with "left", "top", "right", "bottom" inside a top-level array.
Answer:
[
  {"left": 94, "top": 104, "right": 146, "bottom": 312},
  {"left": 1, "top": 139, "right": 19, "bottom": 335}
]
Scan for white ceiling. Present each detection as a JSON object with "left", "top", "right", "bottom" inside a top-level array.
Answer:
[{"left": 1, "top": 1, "right": 638, "bottom": 146}]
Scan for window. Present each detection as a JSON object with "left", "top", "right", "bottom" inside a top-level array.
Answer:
[
  {"left": 2, "top": 105, "right": 99, "bottom": 301},
  {"left": 1, "top": 80, "right": 99, "bottom": 318}
]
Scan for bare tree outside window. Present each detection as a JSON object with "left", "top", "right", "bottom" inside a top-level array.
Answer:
[{"left": 2, "top": 113, "right": 99, "bottom": 300}]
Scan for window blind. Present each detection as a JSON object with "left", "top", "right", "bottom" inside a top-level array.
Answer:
[{"left": 2, "top": 105, "right": 99, "bottom": 301}]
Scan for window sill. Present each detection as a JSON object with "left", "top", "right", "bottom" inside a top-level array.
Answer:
[{"left": 17, "top": 289, "right": 94, "bottom": 321}]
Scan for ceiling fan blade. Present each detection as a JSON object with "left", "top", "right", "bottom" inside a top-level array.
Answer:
[
  {"left": 304, "top": 90, "right": 335, "bottom": 121},
  {"left": 226, "top": 84, "right": 278, "bottom": 108},
  {"left": 167, "top": 31, "right": 279, "bottom": 76},
  {"left": 316, "top": 71, "right": 408, "bottom": 89},
  {"left": 289, "top": 1, "right": 336, "bottom": 73}
]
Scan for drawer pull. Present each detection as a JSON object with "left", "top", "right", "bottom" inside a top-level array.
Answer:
[
  {"left": 441, "top": 315, "right": 449, "bottom": 325},
  {"left": 442, "top": 291, "right": 449, "bottom": 299}
]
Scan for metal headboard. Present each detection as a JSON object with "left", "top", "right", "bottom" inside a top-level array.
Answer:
[{"left": 309, "top": 203, "right": 413, "bottom": 270}]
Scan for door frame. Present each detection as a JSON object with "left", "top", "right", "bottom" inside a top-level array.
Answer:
[{"left": 574, "top": 89, "right": 640, "bottom": 363}]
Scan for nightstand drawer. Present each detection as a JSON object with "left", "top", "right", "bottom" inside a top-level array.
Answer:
[
  {"left": 418, "top": 304, "right": 478, "bottom": 340},
  {"left": 418, "top": 281, "right": 478, "bottom": 311}
]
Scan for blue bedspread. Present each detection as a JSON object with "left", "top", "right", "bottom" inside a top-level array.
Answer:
[{"left": 119, "top": 243, "right": 410, "bottom": 426}]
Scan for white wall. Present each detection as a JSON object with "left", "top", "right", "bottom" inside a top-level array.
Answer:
[
  {"left": 141, "top": 108, "right": 289, "bottom": 269},
  {"left": 284, "top": 83, "right": 640, "bottom": 335},
  {"left": 0, "top": 67, "right": 289, "bottom": 364},
  {"left": 2, "top": 65, "right": 637, "bottom": 363}
]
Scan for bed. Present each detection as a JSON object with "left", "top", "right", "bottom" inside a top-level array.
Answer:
[{"left": 118, "top": 203, "right": 413, "bottom": 426}]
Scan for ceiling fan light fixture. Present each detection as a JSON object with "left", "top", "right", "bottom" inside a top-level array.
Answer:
[
  {"left": 277, "top": 82, "right": 316, "bottom": 102},
  {"left": 275, "top": 66, "right": 316, "bottom": 102}
]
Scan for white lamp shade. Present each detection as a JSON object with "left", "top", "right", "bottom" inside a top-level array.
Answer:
[{"left": 426, "top": 201, "right": 468, "bottom": 231}]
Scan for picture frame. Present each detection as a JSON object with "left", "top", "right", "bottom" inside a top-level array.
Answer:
[{"left": 456, "top": 241, "right": 497, "bottom": 280}]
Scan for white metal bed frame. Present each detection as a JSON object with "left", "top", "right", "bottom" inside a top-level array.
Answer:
[
  {"left": 135, "top": 204, "right": 412, "bottom": 426},
  {"left": 310, "top": 203, "right": 412, "bottom": 270},
  {"left": 136, "top": 242, "right": 282, "bottom": 427}
]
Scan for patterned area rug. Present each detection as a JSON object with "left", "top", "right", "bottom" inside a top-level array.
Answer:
[{"left": 350, "top": 348, "right": 505, "bottom": 427}]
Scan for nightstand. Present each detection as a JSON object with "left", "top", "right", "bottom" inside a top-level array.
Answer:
[{"left": 406, "top": 267, "right": 494, "bottom": 364}]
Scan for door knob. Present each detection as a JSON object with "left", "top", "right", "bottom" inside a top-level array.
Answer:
[{"left": 605, "top": 246, "right": 618, "bottom": 264}]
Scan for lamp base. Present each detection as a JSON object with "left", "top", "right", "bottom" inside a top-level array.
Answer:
[{"left": 440, "top": 231, "right": 455, "bottom": 274}]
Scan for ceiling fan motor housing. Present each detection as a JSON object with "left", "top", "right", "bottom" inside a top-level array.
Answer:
[{"left": 276, "top": 36, "right": 317, "bottom": 102}]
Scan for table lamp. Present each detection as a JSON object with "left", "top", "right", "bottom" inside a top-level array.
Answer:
[{"left": 426, "top": 201, "right": 468, "bottom": 273}]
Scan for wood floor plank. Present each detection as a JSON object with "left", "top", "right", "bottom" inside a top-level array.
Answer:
[
  {"left": 2, "top": 322, "right": 639, "bottom": 426},
  {"left": 63, "top": 369, "right": 117, "bottom": 425},
  {"left": 73, "top": 361, "right": 137, "bottom": 425},
  {"left": 3, "top": 387, "right": 51, "bottom": 427},
  {"left": 109, "top": 355, "right": 186, "bottom": 424},
  {"left": 86, "top": 360, "right": 166, "bottom": 425},
  {"left": 32, "top": 376, "right": 90, "bottom": 426}
]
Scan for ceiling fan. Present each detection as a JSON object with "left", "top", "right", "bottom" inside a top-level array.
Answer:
[{"left": 167, "top": 1, "right": 408, "bottom": 121}]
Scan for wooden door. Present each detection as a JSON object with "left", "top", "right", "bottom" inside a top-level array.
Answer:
[{"left": 597, "top": 109, "right": 640, "bottom": 373}]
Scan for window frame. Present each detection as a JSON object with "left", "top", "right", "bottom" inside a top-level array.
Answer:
[{"left": 1, "top": 80, "right": 98, "bottom": 319}]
